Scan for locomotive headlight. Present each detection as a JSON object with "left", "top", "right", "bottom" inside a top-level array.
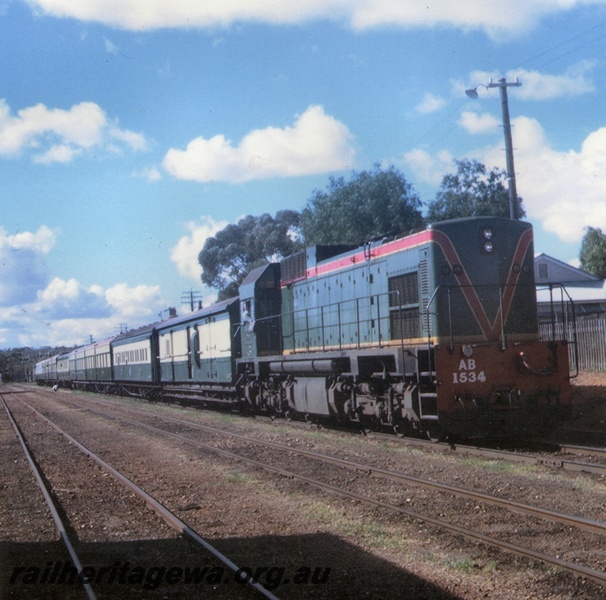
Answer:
[{"left": 480, "top": 227, "right": 495, "bottom": 253}]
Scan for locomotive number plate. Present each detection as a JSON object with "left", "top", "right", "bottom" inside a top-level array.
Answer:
[{"left": 452, "top": 359, "right": 486, "bottom": 384}]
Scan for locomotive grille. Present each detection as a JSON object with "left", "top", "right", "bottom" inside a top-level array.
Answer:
[
  {"left": 388, "top": 272, "right": 421, "bottom": 340},
  {"left": 388, "top": 272, "right": 418, "bottom": 306},
  {"left": 419, "top": 259, "right": 430, "bottom": 308},
  {"left": 281, "top": 250, "right": 307, "bottom": 285}
]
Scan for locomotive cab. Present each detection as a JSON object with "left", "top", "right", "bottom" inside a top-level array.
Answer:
[{"left": 239, "top": 263, "right": 282, "bottom": 361}]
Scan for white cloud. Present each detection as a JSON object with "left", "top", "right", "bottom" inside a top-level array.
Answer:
[
  {"left": 0, "top": 225, "right": 57, "bottom": 254},
  {"left": 458, "top": 111, "right": 500, "bottom": 135},
  {"left": 509, "top": 63, "right": 596, "bottom": 100},
  {"left": 512, "top": 120, "right": 606, "bottom": 243},
  {"left": 133, "top": 166, "right": 162, "bottom": 181},
  {"left": 409, "top": 118, "right": 606, "bottom": 245},
  {"left": 461, "top": 63, "right": 597, "bottom": 102},
  {"left": 108, "top": 126, "right": 148, "bottom": 152},
  {"left": 0, "top": 99, "right": 147, "bottom": 163},
  {"left": 35, "top": 277, "right": 110, "bottom": 320},
  {"left": 416, "top": 93, "right": 446, "bottom": 114},
  {"left": 347, "top": 1, "right": 593, "bottom": 37},
  {"left": 171, "top": 216, "right": 230, "bottom": 281},
  {"left": 104, "top": 283, "right": 164, "bottom": 318},
  {"left": 38, "top": 277, "right": 81, "bottom": 303},
  {"left": 0, "top": 225, "right": 57, "bottom": 306},
  {"left": 34, "top": 144, "right": 81, "bottom": 164},
  {"left": 403, "top": 148, "right": 454, "bottom": 186},
  {"left": 163, "top": 105, "right": 356, "bottom": 183},
  {"left": 0, "top": 223, "right": 167, "bottom": 346},
  {"left": 26, "top": 0, "right": 604, "bottom": 37},
  {"left": 3, "top": 279, "right": 165, "bottom": 346}
]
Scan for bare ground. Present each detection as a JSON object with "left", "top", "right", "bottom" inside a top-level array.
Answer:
[{"left": 1, "top": 380, "right": 605, "bottom": 599}]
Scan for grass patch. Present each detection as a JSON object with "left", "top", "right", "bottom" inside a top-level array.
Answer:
[
  {"left": 226, "top": 470, "right": 254, "bottom": 484},
  {"left": 445, "top": 557, "right": 477, "bottom": 572},
  {"left": 459, "top": 457, "right": 519, "bottom": 473},
  {"left": 299, "top": 500, "right": 413, "bottom": 554}
]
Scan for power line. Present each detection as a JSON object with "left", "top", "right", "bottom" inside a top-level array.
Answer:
[
  {"left": 181, "top": 290, "right": 203, "bottom": 312},
  {"left": 512, "top": 23, "right": 605, "bottom": 71}
]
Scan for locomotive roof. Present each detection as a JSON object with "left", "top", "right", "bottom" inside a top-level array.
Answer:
[
  {"left": 279, "top": 217, "right": 533, "bottom": 286},
  {"left": 427, "top": 215, "right": 532, "bottom": 229}
]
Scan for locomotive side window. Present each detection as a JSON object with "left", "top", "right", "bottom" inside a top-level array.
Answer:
[{"left": 388, "top": 273, "right": 421, "bottom": 340}]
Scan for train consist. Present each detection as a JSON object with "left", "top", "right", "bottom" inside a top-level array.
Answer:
[{"left": 35, "top": 217, "right": 573, "bottom": 440}]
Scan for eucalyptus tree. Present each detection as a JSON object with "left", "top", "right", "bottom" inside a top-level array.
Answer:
[{"left": 299, "top": 164, "right": 424, "bottom": 245}]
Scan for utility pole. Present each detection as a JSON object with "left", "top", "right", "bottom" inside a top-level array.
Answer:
[
  {"left": 466, "top": 77, "right": 522, "bottom": 220},
  {"left": 181, "top": 290, "right": 203, "bottom": 312}
]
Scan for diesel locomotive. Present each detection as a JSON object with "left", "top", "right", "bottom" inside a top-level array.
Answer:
[{"left": 35, "top": 216, "right": 573, "bottom": 440}]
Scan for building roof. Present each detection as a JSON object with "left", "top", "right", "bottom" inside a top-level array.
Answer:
[
  {"left": 534, "top": 253, "right": 606, "bottom": 306},
  {"left": 534, "top": 253, "right": 600, "bottom": 285}
]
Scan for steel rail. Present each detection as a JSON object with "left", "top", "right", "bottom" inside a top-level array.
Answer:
[
  {"left": 75, "top": 397, "right": 606, "bottom": 537},
  {"left": 25, "top": 391, "right": 606, "bottom": 587},
  {"left": 373, "top": 431, "right": 606, "bottom": 476},
  {"left": 14, "top": 395, "right": 279, "bottom": 600},
  {"left": 558, "top": 443, "right": 606, "bottom": 458},
  {"left": 1, "top": 395, "right": 97, "bottom": 600}
]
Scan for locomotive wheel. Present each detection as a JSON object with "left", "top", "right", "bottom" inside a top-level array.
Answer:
[
  {"left": 423, "top": 422, "right": 445, "bottom": 443},
  {"left": 392, "top": 420, "right": 415, "bottom": 438}
]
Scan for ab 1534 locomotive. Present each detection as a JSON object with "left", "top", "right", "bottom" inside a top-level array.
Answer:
[{"left": 35, "top": 217, "right": 572, "bottom": 440}]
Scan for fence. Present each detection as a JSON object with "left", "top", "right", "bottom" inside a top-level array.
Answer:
[{"left": 539, "top": 318, "right": 606, "bottom": 372}]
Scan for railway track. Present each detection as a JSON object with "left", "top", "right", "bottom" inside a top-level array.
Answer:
[
  {"left": 11, "top": 386, "right": 606, "bottom": 590},
  {"left": 376, "top": 434, "right": 606, "bottom": 477},
  {"left": 1, "top": 391, "right": 279, "bottom": 600}
]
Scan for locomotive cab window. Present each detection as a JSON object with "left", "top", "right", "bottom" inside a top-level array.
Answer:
[
  {"left": 388, "top": 272, "right": 421, "bottom": 340},
  {"left": 241, "top": 299, "right": 253, "bottom": 323}
]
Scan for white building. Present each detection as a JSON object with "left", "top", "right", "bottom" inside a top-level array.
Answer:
[{"left": 534, "top": 254, "right": 605, "bottom": 322}]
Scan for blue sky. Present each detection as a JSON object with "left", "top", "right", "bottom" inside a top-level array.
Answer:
[{"left": 1, "top": 0, "right": 605, "bottom": 349}]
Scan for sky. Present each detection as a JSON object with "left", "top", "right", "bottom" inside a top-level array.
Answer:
[{"left": 1, "top": 0, "right": 605, "bottom": 350}]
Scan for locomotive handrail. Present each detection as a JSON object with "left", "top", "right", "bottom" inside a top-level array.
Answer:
[
  {"left": 424, "top": 285, "right": 449, "bottom": 354},
  {"left": 537, "top": 283, "right": 579, "bottom": 378},
  {"left": 251, "top": 290, "right": 406, "bottom": 355},
  {"left": 498, "top": 286, "right": 506, "bottom": 350}
]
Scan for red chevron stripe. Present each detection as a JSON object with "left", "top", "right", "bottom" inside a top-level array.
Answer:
[{"left": 431, "top": 227, "right": 533, "bottom": 340}]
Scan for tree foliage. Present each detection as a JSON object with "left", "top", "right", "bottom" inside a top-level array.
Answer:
[
  {"left": 579, "top": 226, "right": 606, "bottom": 279},
  {"left": 0, "top": 347, "right": 71, "bottom": 383},
  {"left": 426, "top": 159, "right": 525, "bottom": 222},
  {"left": 198, "top": 210, "right": 301, "bottom": 300},
  {"left": 299, "top": 164, "right": 424, "bottom": 245}
]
